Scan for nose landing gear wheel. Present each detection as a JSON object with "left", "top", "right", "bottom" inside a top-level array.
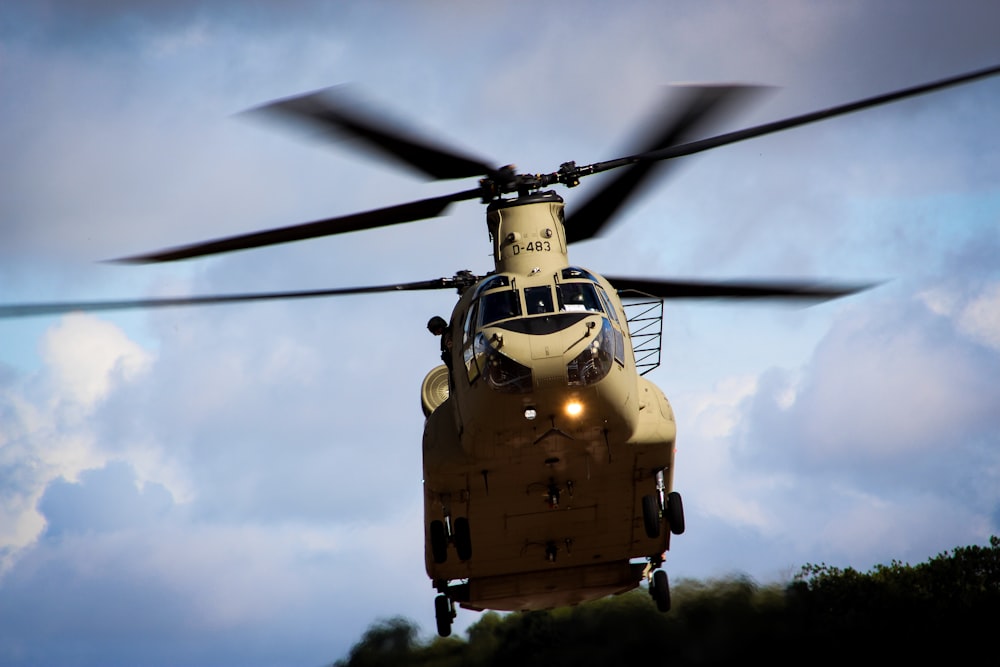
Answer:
[
  {"left": 650, "top": 569, "right": 671, "bottom": 612},
  {"left": 434, "top": 594, "right": 454, "bottom": 637}
]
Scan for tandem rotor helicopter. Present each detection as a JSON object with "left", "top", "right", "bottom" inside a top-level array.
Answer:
[{"left": 3, "top": 64, "right": 999, "bottom": 636}]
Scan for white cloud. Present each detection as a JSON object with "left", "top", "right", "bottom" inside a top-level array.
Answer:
[
  {"left": 0, "top": 461, "right": 431, "bottom": 665},
  {"left": 0, "top": 314, "right": 159, "bottom": 571},
  {"left": 918, "top": 282, "right": 1000, "bottom": 352},
  {"left": 746, "top": 296, "right": 1000, "bottom": 467},
  {"left": 665, "top": 281, "right": 1000, "bottom": 581},
  {"left": 40, "top": 314, "right": 152, "bottom": 410},
  {"left": 956, "top": 284, "right": 1000, "bottom": 350}
]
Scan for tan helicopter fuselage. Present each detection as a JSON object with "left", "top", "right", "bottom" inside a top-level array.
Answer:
[{"left": 421, "top": 193, "right": 678, "bottom": 612}]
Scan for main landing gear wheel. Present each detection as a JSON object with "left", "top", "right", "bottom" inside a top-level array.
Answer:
[
  {"left": 434, "top": 594, "right": 454, "bottom": 637},
  {"left": 666, "top": 491, "right": 685, "bottom": 535},
  {"left": 650, "top": 569, "right": 671, "bottom": 612},
  {"left": 453, "top": 517, "right": 472, "bottom": 561},
  {"left": 430, "top": 520, "right": 448, "bottom": 564},
  {"left": 429, "top": 516, "right": 473, "bottom": 563},
  {"left": 642, "top": 494, "right": 661, "bottom": 539}
]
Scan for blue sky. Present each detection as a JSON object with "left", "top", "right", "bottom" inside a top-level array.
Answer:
[{"left": 1, "top": 2, "right": 999, "bottom": 665}]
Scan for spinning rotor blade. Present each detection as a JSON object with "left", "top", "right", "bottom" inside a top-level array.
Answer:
[
  {"left": 252, "top": 86, "right": 496, "bottom": 180},
  {"left": 565, "top": 85, "right": 763, "bottom": 243},
  {"left": 635, "top": 63, "right": 1000, "bottom": 167},
  {"left": 605, "top": 276, "right": 876, "bottom": 302},
  {"left": 109, "top": 63, "right": 1000, "bottom": 265},
  {"left": 111, "top": 189, "right": 480, "bottom": 263},
  {"left": 0, "top": 276, "right": 472, "bottom": 319},
  {"left": 566, "top": 63, "right": 1000, "bottom": 243}
]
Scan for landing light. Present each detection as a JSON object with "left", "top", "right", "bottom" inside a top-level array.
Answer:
[{"left": 565, "top": 401, "right": 583, "bottom": 418}]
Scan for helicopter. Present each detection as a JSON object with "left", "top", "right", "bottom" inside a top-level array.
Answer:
[{"left": 2, "top": 64, "right": 998, "bottom": 637}]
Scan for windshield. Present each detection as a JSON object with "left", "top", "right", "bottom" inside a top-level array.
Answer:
[{"left": 474, "top": 281, "right": 605, "bottom": 329}]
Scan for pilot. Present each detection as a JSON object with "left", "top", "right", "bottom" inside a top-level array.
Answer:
[{"left": 427, "top": 316, "right": 453, "bottom": 369}]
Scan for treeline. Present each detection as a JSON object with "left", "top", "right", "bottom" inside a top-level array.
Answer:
[{"left": 333, "top": 536, "right": 999, "bottom": 666}]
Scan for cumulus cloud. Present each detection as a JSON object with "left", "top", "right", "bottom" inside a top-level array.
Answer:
[
  {"left": 0, "top": 314, "right": 156, "bottom": 571},
  {"left": 40, "top": 314, "right": 151, "bottom": 410},
  {"left": 0, "top": 458, "right": 431, "bottom": 666},
  {"left": 679, "top": 287, "right": 1000, "bottom": 574},
  {"left": 743, "top": 292, "right": 1000, "bottom": 467}
]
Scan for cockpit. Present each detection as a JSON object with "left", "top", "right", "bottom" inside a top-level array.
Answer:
[
  {"left": 475, "top": 268, "right": 609, "bottom": 327},
  {"left": 462, "top": 268, "right": 627, "bottom": 393}
]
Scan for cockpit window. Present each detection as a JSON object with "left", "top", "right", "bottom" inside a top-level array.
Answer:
[
  {"left": 475, "top": 275, "right": 510, "bottom": 296},
  {"left": 561, "top": 267, "right": 599, "bottom": 282},
  {"left": 557, "top": 282, "right": 603, "bottom": 313},
  {"left": 479, "top": 290, "right": 522, "bottom": 326},
  {"left": 596, "top": 285, "right": 620, "bottom": 324},
  {"left": 524, "top": 285, "right": 555, "bottom": 315}
]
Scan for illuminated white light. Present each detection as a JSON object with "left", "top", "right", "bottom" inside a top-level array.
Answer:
[
  {"left": 524, "top": 408, "right": 537, "bottom": 420},
  {"left": 565, "top": 401, "right": 583, "bottom": 417}
]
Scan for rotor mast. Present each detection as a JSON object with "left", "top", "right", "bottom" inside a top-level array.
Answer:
[{"left": 486, "top": 192, "right": 570, "bottom": 276}]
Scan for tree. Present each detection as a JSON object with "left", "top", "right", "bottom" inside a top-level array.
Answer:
[{"left": 334, "top": 537, "right": 1000, "bottom": 666}]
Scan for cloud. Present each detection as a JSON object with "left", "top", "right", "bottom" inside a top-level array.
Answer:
[
  {"left": 676, "top": 285, "right": 1000, "bottom": 575},
  {"left": 0, "top": 458, "right": 432, "bottom": 666},
  {"left": 0, "top": 314, "right": 189, "bottom": 571},
  {"left": 922, "top": 283, "right": 1000, "bottom": 351},
  {"left": 40, "top": 314, "right": 152, "bottom": 410},
  {"left": 746, "top": 291, "right": 1000, "bottom": 470}
]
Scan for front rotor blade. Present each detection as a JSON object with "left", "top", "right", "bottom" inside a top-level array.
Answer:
[
  {"left": 252, "top": 86, "right": 496, "bottom": 180},
  {"left": 0, "top": 278, "right": 463, "bottom": 319},
  {"left": 605, "top": 276, "right": 877, "bottom": 302},
  {"left": 638, "top": 63, "right": 1000, "bottom": 166},
  {"left": 565, "top": 85, "right": 763, "bottom": 243},
  {"left": 111, "top": 188, "right": 480, "bottom": 263}
]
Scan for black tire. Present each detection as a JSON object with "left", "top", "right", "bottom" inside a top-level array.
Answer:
[
  {"left": 430, "top": 520, "right": 448, "bottom": 564},
  {"left": 666, "top": 491, "right": 685, "bottom": 535},
  {"left": 434, "top": 594, "right": 453, "bottom": 637},
  {"left": 453, "top": 517, "right": 472, "bottom": 561},
  {"left": 641, "top": 494, "right": 661, "bottom": 538},
  {"left": 653, "top": 569, "right": 671, "bottom": 612}
]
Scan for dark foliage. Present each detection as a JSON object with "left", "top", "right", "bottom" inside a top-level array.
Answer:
[{"left": 332, "top": 537, "right": 1000, "bottom": 666}]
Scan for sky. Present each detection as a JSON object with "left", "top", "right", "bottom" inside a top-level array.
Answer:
[{"left": 1, "top": 1, "right": 999, "bottom": 665}]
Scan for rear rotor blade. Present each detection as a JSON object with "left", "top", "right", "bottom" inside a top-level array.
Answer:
[
  {"left": 251, "top": 86, "right": 496, "bottom": 180},
  {"left": 565, "top": 85, "right": 763, "bottom": 243},
  {"left": 110, "top": 188, "right": 480, "bottom": 263},
  {"left": 0, "top": 277, "right": 470, "bottom": 319},
  {"left": 605, "top": 276, "right": 877, "bottom": 302}
]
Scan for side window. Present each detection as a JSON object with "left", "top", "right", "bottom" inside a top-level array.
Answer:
[
  {"left": 557, "top": 282, "right": 603, "bottom": 313},
  {"left": 463, "top": 302, "right": 479, "bottom": 345},
  {"left": 596, "top": 286, "right": 625, "bottom": 366},
  {"left": 463, "top": 301, "right": 481, "bottom": 383},
  {"left": 525, "top": 285, "right": 555, "bottom": 315},
  {"left": 596, "top": 286, "right": 620, "bottom": 324}
]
